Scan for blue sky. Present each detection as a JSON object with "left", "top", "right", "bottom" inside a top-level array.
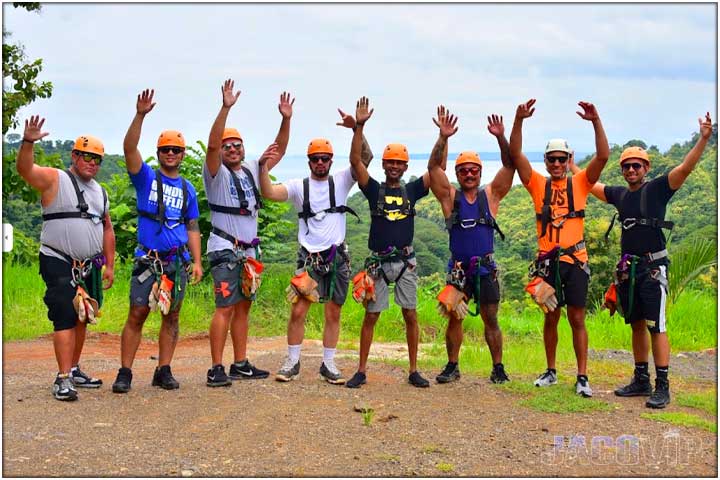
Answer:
[{"left": 3, "top": 2, "right": 717, "bottom": 168}]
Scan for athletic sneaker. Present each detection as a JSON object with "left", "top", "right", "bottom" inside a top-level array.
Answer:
[
  {"left": 490, "top": 363, "right": 510, "bottom": 384},
  {"left": 646, "top": 378, "right": 671, "bottom": 409},
  {"left": 408, "top": 371, "right": 430, "bottom": 388},
  {"left": 275, "top": 357, "right": 300, "bottom": 382},
  {"left": 533, "top": 369, "right": 558, "bottom": 387},
  {"left": 436, "top": 363, "right": 461, "bottom": 384},
  {"left": 614, "top": 372, "right": 652, "bottom": 397},
  {"left": 229, "top": 360, "right": 269, "bottom": 380},
  {"left": 319, "top": 362, "right": 346, "bottom": 385},
  {"left": 112, "top": 367, "right": 133, "bottom": 394},
  {"left": 152, "top": 365, "right": 180, "bottom": 390},
  {"left": 70, "top": 365, "right": 103, "bottom": 388},
  {"left": 53, "top": 374, "right": 78, "bottom": 401},
  {"left": 575, "top": 377, "right": 593, "bottom": 397},
  {"left": 346, "top": 371, "right": 367, "bottom": 389},
  {"left": 206, "top": 364, "right": 232, "bottom": 387}
]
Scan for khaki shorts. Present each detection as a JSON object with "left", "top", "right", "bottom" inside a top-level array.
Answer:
[{"left": 365, "top": 257, "right": 418, "bottom": 313}]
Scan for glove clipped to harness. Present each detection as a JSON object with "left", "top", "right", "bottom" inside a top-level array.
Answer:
[
  {"left": 242, "top": 257, "right": 264, "bottom": 298},
  {"left": 286, "top": 270, "right": 320, "bottom": 304},
  {"left": 436, "top": 284, "right": 469, "bottom": 320},
  {"left": 73, "top": 286, "right": 99, "bottom": 325},
  {"left": 525, "top": 277, "right": 558, "bottom": 313},
  {"left": 351, "top": 270, "right": 376, "bottom": 306},
  {"left": 603, "top": 283, "right": 618, "bottom": 316},
  {"left": 148, "top": 275, "right": 174, "bottom": 315}
]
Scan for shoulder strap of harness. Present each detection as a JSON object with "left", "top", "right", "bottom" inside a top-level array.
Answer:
[
  {"left": 42, "top": 169, "right": 106, "bottom": 224},
  {"left": 209, "top": 165, "right": 254, "bottom": 216},
  {"left": 328, "top": 175, "right": 336, "bottom": 209},
  {"left": 241, "top": 165, "right": 263, "bottom": 210},
  {"left": 537, "top": 177, "right": 584, "bottom": 238},
  {"left": 137, "top": 170, "right": 187, "bottom": 231},
  {"left": 373, "top": 182, "right": 414, "bottom": 217},
  {"left": 604, "top": 183, "right": 673, "bottom": 240},
  {"left": 445, "top": 188, "right": 504, "bottom": 240}
]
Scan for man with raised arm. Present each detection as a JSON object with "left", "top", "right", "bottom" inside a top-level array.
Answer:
[
  {"left": 344, "top": 96, "right": 431, "bottom": 389},
  {"left": 17, "top": 116, "right": 115, "bottom": 401},
  {"left": 203, "top": 79, "right": 293, "bottom": 387},
  {"left": 428, "top": 107, "right": 515, "bottom": 385},
  {"left": 112, "top": 89, "right": 203, "bottom": 394},
  {"left": 509, "top": 98, "right": 609, "bottom": 397},
  {"left": 570, "top": 113, "right": 713, "bottom": 408},
  {"left": 258, "top": 108, "right": 373, "bottom": 385}
]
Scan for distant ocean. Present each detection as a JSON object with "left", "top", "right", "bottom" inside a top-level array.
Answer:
[{"left": 267, "top": 152, "right": 591, "bottom": 191}]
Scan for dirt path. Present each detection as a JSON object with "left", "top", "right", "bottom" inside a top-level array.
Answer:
[{"left": 2, "top": 333, "right": 717, "bottom": 477}]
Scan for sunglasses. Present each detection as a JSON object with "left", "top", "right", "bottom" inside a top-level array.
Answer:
[
  {"left": 309, "top": 155, "right": 332, "bottom": 164},
  {"left": 77, "top": 152, "right": 102, "bottom": 165},
  {"left": 546, "top": 156, "right": 569, "bottom": 164},
  {"left": 456, "top": 166, "right": 480, "bottom": 176},
  {"left": 222, "top": 142, "right": 243, "bottom": 151},
  {"left": 621, "top": 162, "right": 644, "bottom": 172},
  {"left": 158, "top": 146, "right": 185, "bottom": 155}
]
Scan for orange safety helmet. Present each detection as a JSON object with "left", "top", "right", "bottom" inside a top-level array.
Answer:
[
  {"left": 222, "top": 128, "right": 243, "bottom": 142},
  {"left": 307, "top": 138, "right": 333, "bottom": 156},
  {"left": 73, "top": 135, "right": 104, "bottom": 157},
  {"left": 619, "top": 146, "right": 650, "bottom": 166},
  {"left": 454, "top": 151, "right": 482, "bottom": 168},
  {"left": 382, "top": 143, "right": 409, "bottom": 162},
  {"left": 157, "top": 130, "right": 186, "bottom": 149}
]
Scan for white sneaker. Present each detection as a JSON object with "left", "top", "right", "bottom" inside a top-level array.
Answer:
[
  {"left": 575, "top": 377, "right": 593, "bottom": 397},
  {"left": 533, "top": 369, "right": 558, "bottom": 387}
]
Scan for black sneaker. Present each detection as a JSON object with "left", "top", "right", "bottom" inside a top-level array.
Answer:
[
  {"left": 70, "top": 365, "right": 103, "bottom": 388},
  {"left": 436, "top": 363, "right": 461, "bottom": 384},
  {"left": 206, "top": 364, "right": 232, "bottom": 387},
  {"left": 319, "top": 362, "right": 346, "bottom": 385},
  {"left": 53, "top": 374, "right": 78, "bottom": 401},
  {"left": 275, "top": 357, "right": 301, "bottom": 382},
  {"left": 614, "top": 372, "right": 652, "bottom": 397},
  {"left": 152, "top": 365, "right": 180, "bottom": 390},
  {"left": 229, "top": 360, "right": 270, "bottom": 380},
  {"left": 646, "top": 378, "right": 671, "bottom": 409},
  {"left": 490, "top": 363, "right": 510, "bottom": 384},
  {"left": 409, "top": 371, "right": 430, "bottom": 388},
  {"left": 112, "top": 367, "right": 133, "bottom": 394},
  {"left": 346, "top": 371, "right": 367, "bottom": 389}
]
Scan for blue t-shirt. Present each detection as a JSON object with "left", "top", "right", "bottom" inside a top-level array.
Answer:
[{"left": 130, "top": 162, "right": 200, "bottom": 260}]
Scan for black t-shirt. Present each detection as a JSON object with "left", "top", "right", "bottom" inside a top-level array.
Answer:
[
  {"left": 360, "top": 176, "right": 429, "bottom": 251},
  {"left": 604, "top": 175, "right": 676, "bottom": 256}
]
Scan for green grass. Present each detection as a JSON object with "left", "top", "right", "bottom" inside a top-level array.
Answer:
[
  {"left": 435, "top": 462, "right": 454, "bottom": 473},
  {"left": 676, "top": 389, "right": 717, "bottom": 415},
  {"left": 641, "top": 412, "right": 717, "bottom": 433},
  {"left": 517, "top": 384, "right": 615, "bottom": 413}
]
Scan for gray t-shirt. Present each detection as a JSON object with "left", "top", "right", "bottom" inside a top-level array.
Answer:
[
  {"left": 203, "top": 159, "right": 260, "bottom": 254},
  {"left": 40, "top": 169, "right": 107, "bottom": 261}
]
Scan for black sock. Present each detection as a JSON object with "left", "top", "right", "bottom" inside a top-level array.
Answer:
[
  {"left": 577, "top": 374, "right": 588, "bottom": 382},
  {"left": 548, "top": 368, "right": 557, "bottom": 374},
  {"left": 656, "top": 365, "right": 669, "bottom": 381},
  {"left": 493, "top": 362, "right": 503, "bottom": 369},
  {"left": 447, "top": 361, "right": 458, "bottom": 368},
  {"left": 635, "top": 362, "right": 649, "bottom": 376}
]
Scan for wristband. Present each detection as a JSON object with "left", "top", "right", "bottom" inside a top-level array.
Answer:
[
  {"left": 356, "top": 121, "right": 365, "bottom": 127},
  {"left": 22, "top": 138, "right": 35, "bottom": 144}
]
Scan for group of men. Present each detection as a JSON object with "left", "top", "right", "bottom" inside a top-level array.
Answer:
[{"left": 17, "top": 81, "right": 713, "bottom": 410}]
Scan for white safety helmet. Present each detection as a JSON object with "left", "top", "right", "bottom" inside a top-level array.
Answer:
[{"left": 544, "top": 138, "right": 571, "bottom": 155}]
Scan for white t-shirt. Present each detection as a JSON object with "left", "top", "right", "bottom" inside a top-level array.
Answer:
[
  {"left": 203, "top": 159, "right": 260, "bottom": 253},
  {"left": 285, "top": 166, "right": 355, "bottom": 252}
]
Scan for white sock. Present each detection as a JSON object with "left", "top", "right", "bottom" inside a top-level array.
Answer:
[
  {"left": 288, "top": 344, "right": 301, "bottom": 363},
  {"left": 323, "top": 348, "right": 336, "bottom": 368}
]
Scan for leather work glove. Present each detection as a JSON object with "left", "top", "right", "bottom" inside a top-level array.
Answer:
[
  {"left": 352, "top": 270, "right": 376, "bottom": 306},
  {"left": 157, "top": 275, "right": 174, "bottom": 315},
  {"left": 242, "top": 257, "right": 264, "bottom": 297},
  {"left": 73, "top": 286, "right": 99, "bottom": 325},
  {"left": 288, "top": 270, "right": 320, "bottom": 303},
  {"left": 148, "top": 282, "right": 159, "bottom": 312},
  {"left": 436, "top": 284, "right": 469, "bottom": 320},
  {"left": 524, "top": 277, "right": 558, "bottom": 313},
  {"left": 603, "top": 283, "right": 618, "bottom": 316}
]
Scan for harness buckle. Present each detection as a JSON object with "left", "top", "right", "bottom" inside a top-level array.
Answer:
[
  {"left": 622, "top": 218, "right": 637, "bottom": 230},
  {"left": 459, "top": 219, "right": 477, "bottom": 229}
]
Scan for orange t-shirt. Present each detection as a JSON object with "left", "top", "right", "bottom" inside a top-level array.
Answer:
[{"left": 524, "top": 168, "right": 594, "bottom": 263}]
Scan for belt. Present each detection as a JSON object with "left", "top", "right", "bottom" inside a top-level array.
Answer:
[
  {"left": 211, "top": 227, "right": 260, "bottom": 251},
  {"left": 138, "top": 243, "right": 188, "bottom": 261}
]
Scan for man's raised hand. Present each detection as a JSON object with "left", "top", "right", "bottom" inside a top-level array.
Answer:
[
  {"left": 576, "top": 101, "right": 600, "bottom": 122},
  {"left": 222, "top": 79, "right": 241, "bottom": 108},
  {"left": 355, "top": 96, "right": 374, "bottom": 125},
  {"left": 699, "top": 112, "right": 713, "bottom": 140},
  {"left": 336, "top": 108, "right": 356, "bottom": 129},
  {"left": 136, "top": 89, "right": 156, "bottom": 115},
  {"left": 487, "top": 114, "right": 504, "bottom": 138},
  {"left": 23, "top": 115, "right": 49, "bottom": 142},
  {"left": 432, "top": 105, "right": 459, "bottom": 138},
  {"left": 516, "top": 99, "right": 536, "bottom": 120},
  {"left": 258, "top": 142, "right": 279, "bottom": 167},
  {"left": 279, "top": 91, "right": 294, "bottom": 119}
]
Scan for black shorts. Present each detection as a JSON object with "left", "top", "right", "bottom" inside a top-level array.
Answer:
[
  {"left": 540, "top": 260, "right": 589, "bottom": 308},
  {"left": 462, "top": 271, "right": 501, "bottom": 305},
  {"left": 618, "top": 264, "right": 668, "bottom": 334},
  {"left": 39, "top": 253, "right": 78, "bottom": 332}
]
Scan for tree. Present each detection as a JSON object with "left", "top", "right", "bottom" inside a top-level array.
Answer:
[{"left": 3, "top": 3, "right": 53, "bottom": 134}]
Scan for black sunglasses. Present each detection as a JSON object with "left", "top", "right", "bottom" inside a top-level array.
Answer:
[
  {"left": 621, "top": 162, "right": 644, "bottom": 172},
  {"left": 546, "top": 155, "right": 569, "bottom": 164},
  {"left": 222, "top": 142, "right": 243, "bottom": 151},
  {"left": 309, "top": 156, "right": 332, "bottom": 164},
  {"left": 77, "top": 152, "right": 103, "bottom": 165},
  {"left": 158, "top": 146, "right": 185, "bottom": 154}
]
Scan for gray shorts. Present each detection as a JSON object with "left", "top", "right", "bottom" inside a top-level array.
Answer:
[
  {"left": 365, "top": 257, "right": 418, "bottom": 313},
  {"left": 296, "top": 246, "right": 350, "bottom": 305},
  {"left": 130, "top": 257, "right": 188, "bottom": 311},
  {"left": 208, "top": 248, "right": 257, "bottom": 307}
]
